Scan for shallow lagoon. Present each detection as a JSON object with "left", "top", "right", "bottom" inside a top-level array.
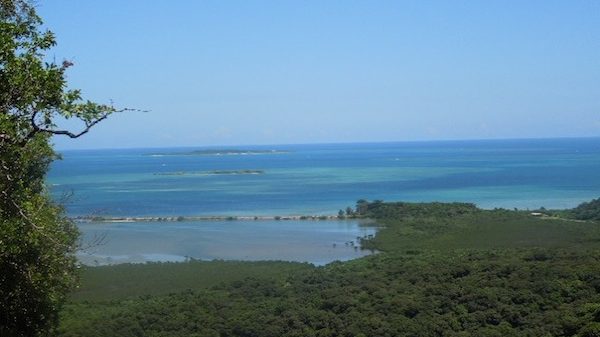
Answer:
[{"left": 77, "top": 219, "right": 378, "bottom": 266}]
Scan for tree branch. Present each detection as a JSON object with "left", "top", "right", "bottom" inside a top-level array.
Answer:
[
  {"left": 20, "top": 107, "right": 147, "bottom": 143},
  {"left": 37, "top": 112, "right": 110, "bottom": 138}
]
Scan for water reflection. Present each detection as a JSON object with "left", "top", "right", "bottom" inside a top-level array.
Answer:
[{"left": 77, "top": 219, "right": 378, "bottom": 266}]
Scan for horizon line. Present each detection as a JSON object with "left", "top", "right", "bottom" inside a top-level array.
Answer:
[{"left": 54, "top": 135, "right": 600, "bottom": 152}]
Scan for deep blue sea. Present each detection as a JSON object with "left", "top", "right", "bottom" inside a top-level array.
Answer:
[{"left": 49, "top": 138, "right": 600, "bottom": 217}]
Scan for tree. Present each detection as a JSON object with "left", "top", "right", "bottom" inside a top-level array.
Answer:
[
  {"left": 356, "top": 199, "right": 369, "bottom": 215},
  {"left": 0, "top": 1, "right": 126, "bottom": 335},
  {"left": 345, "top": 207, "right": 354, "bottom": 216}
]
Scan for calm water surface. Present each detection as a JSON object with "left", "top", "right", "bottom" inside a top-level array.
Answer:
[
  {"left": 78, "top": 219, "right": 377, "bottom": 266},
  {"left": 50, "top": 138, "right": 600, "bottom": 217}
]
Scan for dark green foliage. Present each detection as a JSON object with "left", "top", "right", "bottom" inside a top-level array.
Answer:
[
  {"left": 1, "top": 1, "right": 117, "bottom": 335},
  {"left": 59, "top": 250, "right": 600, "bottom": 337},
  {"left": 58, "top": 202, "right": 600, "bottom": 337},
  {"left": 356, "top": 199, "right": 479, "bottom": 219},
  {"left": 570, "top": 198, "right": 600, "bottom": 221},
  {"left": 361, "top": 209, "right": 600, "bottom": 252},
  {"left": 345, "top": 207, "right": 354, "bottom": 216},
  {"left": 0, "top": 137, "right": 80, "bottom": 337},
  {"left": 580, "top": 322, "right": 600, "bottom": 337},
  {"left": 71, "top": 260, "right": 313, "bottom": 302}
]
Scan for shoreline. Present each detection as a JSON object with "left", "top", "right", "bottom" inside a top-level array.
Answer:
[
  {"left": 73, "top": 209, "right": 565, "bottom": 224},
  {"left": 73, "top": 214, "right": 366, "bottom": 223}
]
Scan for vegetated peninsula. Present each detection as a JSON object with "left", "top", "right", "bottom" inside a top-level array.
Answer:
[
  {"left": 60, "top": 199, "right": 600, "bottom": 337},
  {"left": 145, "top": 149, "right": 289, "bottom": 156}
]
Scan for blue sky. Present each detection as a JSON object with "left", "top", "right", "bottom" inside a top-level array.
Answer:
[{"left": 39, "top": 1, "right": 599, "bottom": 150}]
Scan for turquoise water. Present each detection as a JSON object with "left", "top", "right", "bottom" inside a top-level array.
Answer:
[
  {"left": 77, "top": 219, "right": 376, "bottom": 266},
  {"left": 49, "top": 138, "right": 600, "bottom": 265},
  {"left": 50, "top": 138, "right": 600, "bottom": 217}
]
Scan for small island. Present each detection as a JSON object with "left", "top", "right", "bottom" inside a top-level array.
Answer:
[
  {"left": 146, "top": 149, "right": 289, "bottom": 156},
  {"left": 154, "top": 169, "right": 265, "bottom": 176}
]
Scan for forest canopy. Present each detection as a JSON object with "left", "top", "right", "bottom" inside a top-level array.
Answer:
[{"left": 58, "top": 200, "right": 600, "bottom": 337}]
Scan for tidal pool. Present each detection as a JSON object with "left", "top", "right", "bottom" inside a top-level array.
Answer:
[{"left": 77, "top": 219, "right": 378, "bottom": 266}]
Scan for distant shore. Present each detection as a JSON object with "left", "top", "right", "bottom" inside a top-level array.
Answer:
[
  {"left": 73, "top": 214, "right": 364, "bottom": 223},
  {"left": 72, "top": 210, "right": 558, "bottom": 224}
]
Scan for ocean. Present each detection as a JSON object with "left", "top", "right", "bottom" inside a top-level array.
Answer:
[
  {"left": 48, "top": 138, "right": 600, "bottom": 265},
  {"left": 49, "top": 137, "right": 600, "bottom": 217}
]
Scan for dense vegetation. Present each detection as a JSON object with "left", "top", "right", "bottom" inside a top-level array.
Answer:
[
  {"left": 1, "top": 1, "right": 119, "bottom": 335},
  {"left": 70, "top": 261, "right": 313, "bottom": 303},
  {"left": 59, "top": 201, "right": 600, "bottom": 337},
  {"left": 569, "top": 198, "right": 600, "bottom": 221}
]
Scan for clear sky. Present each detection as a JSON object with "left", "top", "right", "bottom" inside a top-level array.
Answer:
[{"left": 38, "top": 1, "right": 599, "bottom": 150}]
